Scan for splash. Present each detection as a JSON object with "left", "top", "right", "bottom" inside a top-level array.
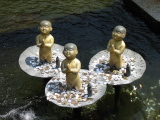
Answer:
[
  {"left": 19, "top": 109, "right": 36, "bottom": 120},
  {"left": 0, "top": 102, "right": 33, "bottom": 119}
]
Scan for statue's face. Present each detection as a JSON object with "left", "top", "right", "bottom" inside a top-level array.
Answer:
[
  {"left": 63, "top": 45, "right": 78, "bottom": 59},
  {"left": 39, "top": 21, "right": 52, "bottom": 35},
  {"left": 112, "top": 27, "right": 126, "bottom": 41}
]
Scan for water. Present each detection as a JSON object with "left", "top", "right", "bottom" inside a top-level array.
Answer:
[{"left": 0, "top": 0, "right": 160, "bottom": 119}]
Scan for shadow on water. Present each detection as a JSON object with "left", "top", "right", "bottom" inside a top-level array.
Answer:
[{"left": 0, "top": 0, "right": 160, "bottom": 119}]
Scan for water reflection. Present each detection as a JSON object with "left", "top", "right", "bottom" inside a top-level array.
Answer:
[
  {"left": 0, "top": 0, "right": 160, "bottom": 119},
  {"left": 0, "top": 0, "right": 114, "bottom": 33}
]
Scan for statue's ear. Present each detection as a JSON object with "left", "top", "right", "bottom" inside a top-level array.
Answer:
[
  {"left": 75, "top": 50, "right": 78, "bottom": 55},
  {"left": 50, "top": 27, "right": 53, "bottom": 31},
  {"left": 122, "top": 33, "right": 126, "bottom": 38}
]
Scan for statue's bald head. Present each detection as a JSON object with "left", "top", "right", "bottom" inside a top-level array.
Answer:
[
  {"left": 39, "top": 20, "right": 52, "bottom": 34},
  {"left": 40, "top": 20, "right": 52, "bottom": 27},
  {"left": 64, "top": 43, "right": 78, "bottom": 51},
  {"left": 114, "top": 25, "right": 126, "bottom": 34},
  {"left": 63, "top": 43, "right": 78, "bottom": 59}
]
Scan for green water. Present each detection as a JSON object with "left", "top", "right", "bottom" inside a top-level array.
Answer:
[
  {"left": 0, "top": 0, "right": 160, "bottom": 119},
  {"left": 0, "top": 0, "right": 113, "bottom": 33}
]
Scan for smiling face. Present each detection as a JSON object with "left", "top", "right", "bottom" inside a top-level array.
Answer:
[
  {"left": 39, "top": 20, "right": 52, "bottom": 35},
  {"left": 112, "top": 26, "right": 126, "bottom": 41},
  {"left": 63, "top": 43, "right": 78, "bottom": 60}
]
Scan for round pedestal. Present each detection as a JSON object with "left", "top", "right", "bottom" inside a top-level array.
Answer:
[
  {"left": 89, "top": 48, "right": 146, "bottom": 85},
  {"left": 19, "top": 44, "right": 65, "bottom": 78},
  {"left": 45, "top": 69, "right": 107, "bottom": 108}
]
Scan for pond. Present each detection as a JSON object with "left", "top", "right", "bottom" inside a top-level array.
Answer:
[{"left": 0, "top": 0, "right": 160, "bottom": 119}]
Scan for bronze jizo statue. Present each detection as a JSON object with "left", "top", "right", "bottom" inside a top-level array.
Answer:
[
  {"left": 61, "top": 43, "right": 82, "bottom": 90},
  {"left": 107, "top": 25, "right": 126, "bottom": 70},
  {"left": 36, "top": 20, "right": 54, "bottom": 63}
]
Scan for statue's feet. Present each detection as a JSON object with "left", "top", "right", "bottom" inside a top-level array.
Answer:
[{"left": 110, "top": 66, "right": 116, "bottom": 72}]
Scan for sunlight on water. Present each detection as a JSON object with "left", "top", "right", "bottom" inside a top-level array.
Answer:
[
  {"left": 0, "top": 102, "right": 32, "bottom": 119},
  {"left": 20, "top": 110, "right": 36, "bottom": 120},
  {"left": 0, "top": 0, "right": 114, "bottom": 33}
]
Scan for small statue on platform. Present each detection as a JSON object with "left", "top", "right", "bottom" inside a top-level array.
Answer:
[
  {"left": 36, "top": 20, "right": 54, "bottom": 63},
  {"left": 107, "top": 25, "right": 126, "bottom": 70},
  {"left": 125, "top": 64, "right": 131, "bottom": 77},
  {"left": 56, "top": 56, "right": 60, "bottom": 68},
  {"left": 87, "top": 83, "right": 92, "bottom": 97},
  {"left": 61, "top": 43, "right": 82, "bottom": 90}
]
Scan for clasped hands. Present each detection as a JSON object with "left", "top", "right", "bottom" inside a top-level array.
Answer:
[
  {"left": 67, "top": 63, "right": 71, "bottom": 71},
  {"left": 108, "top": 44, "right": 115, "bottom": 52}
]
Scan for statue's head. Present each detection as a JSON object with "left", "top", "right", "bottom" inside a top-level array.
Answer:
[
  {"left": 112, "top": 25, "right": 126, "bottom": 41},
  {"left": 63, "top": 43, "right": 78, "bottom": 60},
  {"left": 39, "top": 20, "right": 52, "bottom": 35}
]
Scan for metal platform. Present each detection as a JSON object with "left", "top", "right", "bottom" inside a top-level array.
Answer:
[
  {"left": 19, "top": 44, "right": 65, "bottom": 78},
  {"left": 89, "top": 48, "right": 146, "bottom": 85},
  {"left": 45, "top": 69, "right": 107, "bottom": 108}
]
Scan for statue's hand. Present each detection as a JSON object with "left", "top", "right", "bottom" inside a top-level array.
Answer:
[
  {"left": 42, "top": 39, "right": 45, "bottom": 45},
  {"left": 110, "top": 44, "right": 115, "bottom": 52},
  {"left": 67, "top": 63, "right": 71, "bottom": 71}
]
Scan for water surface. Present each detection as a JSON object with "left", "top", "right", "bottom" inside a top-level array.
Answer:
[{"left": 0, "top": 0, "right": 160, "bottom": 119}]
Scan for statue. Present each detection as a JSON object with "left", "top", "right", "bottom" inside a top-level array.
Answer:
[
  {"left": 61, "top": 43, "right": 82, "bottom": 90},
  {"left": 56, "top": 56, "right": 60, "bottom": 68},
  {"left": 36, "top": 20, "right": 54, "bottom": 63},
  {"left": 125, "top": 64, "right": 131, "bottom": 77},
  {"left": 107, "top": 25, "right": 126, "bottom": 70},
  {"left": 87, "top": 83, "right": 92, "bottom": 97}
]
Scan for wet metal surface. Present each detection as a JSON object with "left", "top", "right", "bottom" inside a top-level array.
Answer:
[
  {"left": 19, "top": 44, "right": 65, "bottom": 78},
  {"left": 45, "top": 69, "right": 106, "bottom": 108},
  {"left": 89, "top": 48, "right": 146, "bottom": 85}
]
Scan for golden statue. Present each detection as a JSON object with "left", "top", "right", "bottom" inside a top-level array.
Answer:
[
  {"left": 36, "top": 20, "right": 54, "bottom": 63},
  {"left": 107, "top": 25, "right": 126, "bottom": 70},
  {"left": 61, "top": 43, "right": 82, "bottom": 90}
]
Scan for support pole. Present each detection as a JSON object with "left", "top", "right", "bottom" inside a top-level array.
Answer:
[{"left": 73, "top": 107, "right": 82, "bottom": 120}]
